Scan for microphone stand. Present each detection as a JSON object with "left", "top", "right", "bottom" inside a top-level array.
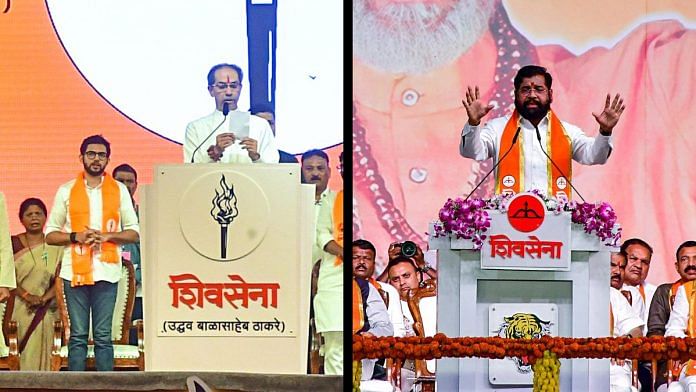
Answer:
[
  {"left": 533, "top": 124, "right": 586, "bottom": 202},
  {"left": 190, "top": 102, "right": 230, "bottom": 163},
  {"left": 464, "top": 126, "right": 521, "bottom": 201}
]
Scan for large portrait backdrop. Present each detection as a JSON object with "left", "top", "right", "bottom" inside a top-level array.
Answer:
[
  {"left": 353, "top": 0, "right": 696, "bottom": 284},
  {"left": 0, "top": 0, "right": 343, "bottom": 233}
]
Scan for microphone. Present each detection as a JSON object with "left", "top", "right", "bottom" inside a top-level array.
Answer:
[
  {"left": 190, "top": 102, "right": 229, "bottom": 163},
  {"left": 533, "top": 125, "right": 586, "bottom": 202},
  {"left": 465, "top": 127, "right": 521, "bottom": 201}
]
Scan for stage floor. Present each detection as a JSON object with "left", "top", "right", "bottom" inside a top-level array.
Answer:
[{"left": 0, "top": 371, "right": 342, "bottom": 392}]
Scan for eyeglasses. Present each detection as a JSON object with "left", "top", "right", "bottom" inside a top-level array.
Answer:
[
  {"left": 84, "top": 151, "right": 108, "bottom": 160},
  {"left": 518, "top": 86, "right": 548, "bottom": 96},
  {"left": 211, "top": 82, "right": 240, "bottom": 91}
]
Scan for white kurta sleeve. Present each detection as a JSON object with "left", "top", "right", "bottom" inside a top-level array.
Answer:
[
  {"left": 366, "top": 284, "right": 393, "bottom": 337},
  {"left": 184, "top": 121, "right": 217, "bottom": 163},
  {"left": 253, "top": 119, "right": 280, "bottom": 164},
  {"left": 459, "top": 122, "right": 497, "bottom": 161},
  {"left": 564, "top": 121, "right": 613, "bottom": 165},
  {"left": 665, "top": 286, "right": 689, "bottom": 338}
]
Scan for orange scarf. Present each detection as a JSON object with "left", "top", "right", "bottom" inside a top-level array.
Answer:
[
  {"left": 495, "top": 110, "right": 572, "bottom": 199},
  {"left": 352, "top": 279, "right": 364, "bottom": 334},
  {"left": 333, "top": 190, "right": 343, "bottom": 266},
  {"left": 68, "top": 172, "right": 121, "bottom": 287}
]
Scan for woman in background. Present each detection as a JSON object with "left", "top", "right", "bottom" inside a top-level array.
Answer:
[{"left": 11, "top": 198, "right": 62, "bottom": 370}]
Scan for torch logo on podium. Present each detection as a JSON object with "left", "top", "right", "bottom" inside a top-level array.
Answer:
[{"left": 210, "top": 174, "right": 239, "bottom": 258}]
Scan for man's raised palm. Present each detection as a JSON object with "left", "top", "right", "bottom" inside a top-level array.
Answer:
[{"left": 462, "top": 85, "right": 493, "bottom": 125}]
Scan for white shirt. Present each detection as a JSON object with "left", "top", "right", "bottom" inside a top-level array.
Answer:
[
  {"left": 312, "top": 189, "right": 336, "bottom": 263},
  {"left": 184, "top": 109, "right": 280, "bottom": 164},
  {"left": 641, "top": 281, "right": 657, "bottom": 321},
  {"left": 371, "top": 280, "right": 406, "bottom": 338},
  {"left": 610, "top": 287, "right": 644, "bottom": 337},
  {"left": 620, "top": 283, "right": 647, "bottom": 321},
  {"left": 401, "top": 295, "right": 437, "bottom": 373},
  {"left": 46, "top": 177, "right": 140, "bottom": 283},
  {"left": 665, "top": 285, "right": 691, "bottom": 337},
  {"left": 460, "top": 113, "right": 613, "bottom": 192},
  {"left": 313, "top": 189, "right": 342, "bottom": 332}
]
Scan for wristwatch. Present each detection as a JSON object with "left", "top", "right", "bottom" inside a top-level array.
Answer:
[
  {"left": 69, "top": 232, "right": 78, "bottom": 244},
  {"left": 419, "top": 264, "right": 432, "bottom": 273}
]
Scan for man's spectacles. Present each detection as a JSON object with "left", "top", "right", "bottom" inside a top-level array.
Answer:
[
  {"left": 84, "top": 151, "right": 108, "bottom": 160},
  {"left": 518, "top": 86, "right": 548, "bottom": 96},
  {"left": 211, "top": 83, "right": 240, "bottom": 91}
]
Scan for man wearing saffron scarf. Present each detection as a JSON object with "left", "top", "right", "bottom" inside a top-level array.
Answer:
[
  {"left": 460, "top": 65, "right": 624, "bottom": 199},
  {"left": 46, "top": 135, "right": 139, "bottom": 371},
  {"left": 314, "top": 152, "right": 343, "bottom": 375},
  {"left": 659, "top": 243, "right": 696, "bottom": 392},
  {"left": 648, "top": 241, "right": 696, "bottom": 391},
  {"left": 609, "top": 250, "right": 644, "bottom": 392}
]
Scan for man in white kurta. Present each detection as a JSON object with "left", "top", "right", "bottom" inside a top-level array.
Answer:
[
  {"left": 665, "top": 283, "right": 696, "bottom": 391},
  {"left": 610, "top": 287, "right": 644, "bottom": 392},
  {"left": 314, "top": 153, "right": 343, "bottom": 375},
  {"left": 387, "top": 257, "right": 436, "bottom": 392},
  {"left": 183, "top": 63, "right": 279, "bottom": 164},
  {"left": 459, "top": 65, "right": 620, "bottom": 196}
]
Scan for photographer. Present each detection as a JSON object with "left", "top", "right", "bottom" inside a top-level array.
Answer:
[{"left": 377, "top": 241, "right": 437, "bottom": 283}]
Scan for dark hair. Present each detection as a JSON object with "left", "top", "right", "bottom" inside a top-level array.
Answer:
[
  {"left": 80, "top": 134, "right": 111, "bottom": 157},
  {"left": 112, "top": 163, "right": 138, "bottom": 181},
  {"left": 18, "top": 198, "right": 47, "bottom": 220},
  {"left": 207, "top": 63, "right": 244, "bottom": 86},
  {"left": 386, "top": 256, "right": 418, "bottom": 274},
  {"left": 352, "top": 239, "right": 376, "bottom": 255},
  {"left": 620, "top": 238, "right": 654, "bottom": 257},
  {"left": 611, "top": 251, "right": 627, "bottom": 267},
  {"left": 514, "top": 65, "right": 553, "bottom": 91},
  {"left": 301, "top": 149, "right": 329, "bottom": 164},
  {"left": 676, "top": 241, "right": 696, "bottom": 260},
  {"left": 250, "top": 104, "right": 274, "bottom": 116}
]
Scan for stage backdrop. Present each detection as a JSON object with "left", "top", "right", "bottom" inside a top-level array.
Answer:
[
  {"left": 353, "top": 0, "right": 696, "bottom": 285},
  {"left": 0, "top": 0, "right": 343, "bottom": 234}
]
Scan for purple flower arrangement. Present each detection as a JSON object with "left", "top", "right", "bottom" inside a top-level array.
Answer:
[{"left": 433, "top": 190, "right": 621, "bottom": 249}]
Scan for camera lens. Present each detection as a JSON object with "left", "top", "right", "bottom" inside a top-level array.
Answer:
[{"left": 400, "top": 241, "right": 417, "bottom": 257}]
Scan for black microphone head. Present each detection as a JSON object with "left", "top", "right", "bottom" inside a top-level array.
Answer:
[{"left": 222, "top": 102, "right": 230, "bottom": 116}]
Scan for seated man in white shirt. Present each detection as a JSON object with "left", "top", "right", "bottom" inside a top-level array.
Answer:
[
  {"left": 610, "top": 250, "right": 644, "bottom": 392},
  {"left": 184, "top": 63, "right": 279, "bottom": 164},
  {"left": 612, "top": 250, "right": 647, "bottom": 326},
  {"left": 664, "top": 243, "right": 696, "bottom": 392},
  {"left": 387, "top": 256, "right": 436, "bottom": 392}
]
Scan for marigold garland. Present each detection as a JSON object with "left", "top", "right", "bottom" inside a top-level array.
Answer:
[{"left": 353, "top": 333, "right": 696, "bottom": 363}]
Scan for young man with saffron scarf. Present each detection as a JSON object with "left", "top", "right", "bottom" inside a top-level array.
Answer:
[
  {"left": 314, "top": 152, "right": 343, "bottom": 375},
  {"left": 46, "top": 135, "right": 139, "bottom": 371},
  {"left": 460, "top": 65, "right": 625, "bottom": 199}
]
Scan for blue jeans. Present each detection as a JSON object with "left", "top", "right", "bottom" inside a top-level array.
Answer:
[{"left": 62, "top": 279, "right": 118, "bottom": 371}]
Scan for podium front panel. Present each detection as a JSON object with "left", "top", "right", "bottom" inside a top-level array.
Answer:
[{"left": 142, "top": 163, "right": 313, "bottom": 373}]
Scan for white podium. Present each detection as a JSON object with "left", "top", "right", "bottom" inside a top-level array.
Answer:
[
  {"left": 429, "top": 193, "right": 611, "bottom": 391},
  {"left": 140, "top": 163, "right": 314, "bottom": 373}
]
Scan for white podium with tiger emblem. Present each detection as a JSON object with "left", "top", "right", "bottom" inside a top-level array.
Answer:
[{"left": 429, "top": 192, "right": 611, "bottom": 391}]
